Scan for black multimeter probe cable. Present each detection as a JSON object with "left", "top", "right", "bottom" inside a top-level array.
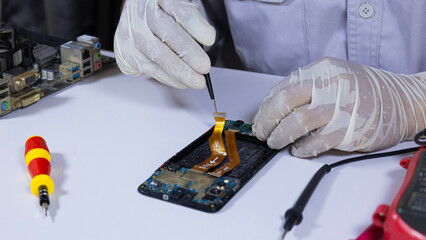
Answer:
[{"left": 281, "top": 129, "right": 426, "bottom": 239}]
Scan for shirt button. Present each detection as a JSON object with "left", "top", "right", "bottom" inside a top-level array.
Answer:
[{"left": 359, "top": 3, "right": 374, "bottom": 19}]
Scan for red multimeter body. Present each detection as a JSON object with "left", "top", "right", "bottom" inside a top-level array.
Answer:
[{"left": 370, "top": 146, "right": 426, "bottom": 240}]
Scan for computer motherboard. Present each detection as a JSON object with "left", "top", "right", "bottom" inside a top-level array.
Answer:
[
  {"left": 0, "top": 28, "right": 115, "bottom": 117},
  {"left": 139, "top": 120, "right": 280, "bottom": 212}
]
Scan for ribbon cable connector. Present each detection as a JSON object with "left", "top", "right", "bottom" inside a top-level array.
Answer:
[
  {"left": 191, "top": 112, "right": 227, "bottom": 173},
  {"left": 209, "top": 129, "right": 241, "bottom": 177}
]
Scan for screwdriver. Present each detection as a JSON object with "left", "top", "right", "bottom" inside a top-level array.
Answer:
[
  {"left": 25, "top": 136, "right": 55, "bottom": 217},
  {"left": 204, "top": 72, "right": 218, "bottom": 112},
  {"left": 198, "top": 43, "right": 218, "bottom": 112}
]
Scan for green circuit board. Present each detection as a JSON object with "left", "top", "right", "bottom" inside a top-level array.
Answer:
[{"left": 138, "top": 120, "right": 280, "bottom": 212}]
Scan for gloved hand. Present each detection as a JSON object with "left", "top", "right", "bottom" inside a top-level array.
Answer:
[
  {"left": 253, "top": 57, "right": 426, "bottom": 157},
  {"left": 114, "top": 0, "right": 215, "bottom": 89}
]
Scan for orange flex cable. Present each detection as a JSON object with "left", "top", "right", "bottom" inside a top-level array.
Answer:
[
  {"left": 191, "top": 112, "right": 227, "bottom": 173},
  {"left": 209, "top": 130, "right": 241, "bottom": 177}
]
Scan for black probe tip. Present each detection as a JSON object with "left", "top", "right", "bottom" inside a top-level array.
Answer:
[{"left": 283, "top": 208, "right": 303, "bottom": 232}]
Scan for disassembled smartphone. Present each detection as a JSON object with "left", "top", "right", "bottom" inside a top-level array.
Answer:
[
  {"left": 138, "top": 120, "right": 280, "bottom": 213},
  {"left": 0, "top": 27, "right": 115, "bottom": 117}
]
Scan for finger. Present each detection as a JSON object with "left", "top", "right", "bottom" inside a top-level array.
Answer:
[
  {"left": 291, "top": 128, "right": 346, "bottom": 157},
  {"left": 127, "top": 1, "right": 206, "bottom": 89},
  {"left": 252, "top": 79, "right": 313, "bottom": 141},
  {"left": 158, "top": 0, "right": 216, "bottom": 46},
  {"left": 114, "top": 41, "right": 141, "bottom": 76},
  {"left": 266, "top": 104, "right": 334, "bottom": 149},
  {"left": 114, "top": 8, "right": 142, "bottom": 76},
  {"left": 116, "top": 43, "right": 187, "bottom": 89},
  {"left": 146, "top": 6, "right": 211, "bottom": 74},
  {"left": 114, "top": 18, "right": 187, "bottom": 89}
]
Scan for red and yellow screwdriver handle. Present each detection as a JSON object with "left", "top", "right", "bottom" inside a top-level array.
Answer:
[{"left": 25, "top": 136, "right": 54, "bottom": 197}]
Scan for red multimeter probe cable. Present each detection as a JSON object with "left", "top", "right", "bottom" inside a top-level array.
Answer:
[
  {"left": 356, "top": 138, "right": 426, "bottom": 240},
  {"left": 282, "top": 129, "right": 426, "bottom": 240}
]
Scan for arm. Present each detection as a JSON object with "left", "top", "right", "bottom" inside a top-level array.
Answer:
[{"left": 253, "top": 57, "right": 426, "bottom": 157}]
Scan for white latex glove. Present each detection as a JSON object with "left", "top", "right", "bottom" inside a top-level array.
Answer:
[
  {"left": 114, "top": 0, "right": 215, "bottom": 89},
  {"left": 252, "top": 57, "right": 426, "bottom": 157}
]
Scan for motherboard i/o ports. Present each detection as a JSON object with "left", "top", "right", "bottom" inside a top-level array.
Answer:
[
  {"left": 0, "top": 79, "right": 11, "bottom": 115},
  {"left": 95, "top": 62, "right": 102, "bottom": 70},
  {"left": 0, "top": 91, "right": 9, "bottom": 99},
  {"left": 0, "top": 81, "right": 8, "bottom": 91},
  {"left": 11, "top": 87, "right": 44, "bottom": 109},
  {"left": 94, "top": 42, "right": 101, "bottom": 49},
  {"left": 1, "top": 101, "right": 9, "bottom": 111},
  {"left": 83, "top": 60, "right": 91, "bottom": 68},
  {"left": 60, "top": 41, "right": 93, "bottom": 77},
  {"left": 59, "top": 62, "right": 81, "bottom": 82},
  {"left": 94, "top": 52, "right": 101, "bottom": 59},
  {"left": 77, "top": 35, "right": 102, "bottom": 72},
  {"left": 83, "top": 69, "right": 92, "bottom": 76},
  {"left": 0, "top": 28, "right": 114, "bottom": 118},
  {"left": 82, "top": 49, "right": 90, "bottom": 60},
  {"left": 3, "top": 68, "right": 40, "bottom": 93}
]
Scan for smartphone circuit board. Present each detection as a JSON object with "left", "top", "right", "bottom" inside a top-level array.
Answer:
[
  {"left": 138, "top": 120, "right": 279, "bottom": 212},
  {"left": 0, "top": 28, "right": 115, "bottom": 117}
]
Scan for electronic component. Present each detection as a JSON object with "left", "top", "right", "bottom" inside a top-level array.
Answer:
[
  {"left": 191, "top": 112, "right": 227, "bottom": 173},
  {"left": 46, "top": 69, "right": 56, "bottom": 81},
  {"left": 354, "top": 131, "right": 426, "bottom": 240},
  {"left": 2, "top": 68, "right": 41, "bottom": 92},
  {"left": 0, "top": 28, "right": 16, "bottom": 53},
  {"left": 0, "top": 28, "right": 21, "bottom": 71},
  {"left": 25, "top": 136, "right": 54, "bottom": 217},
  {"left": 281, "top": 142, "right": 423, "bottom": 240},
  {"left": 0, "top": 28, "right": 115, "bottom": 118},
  {"left": 0, "top": 78, "right": 11, "bottom": 115},
  {"left": 59, "top": 62, "right": 80, "bottom": 82},
  {"left": 77, "top": 34, "right": 102, "bottom": 71},
  {"left": 139, "top": 120, "right": 280, "bottom": 212},
  {"left": 32, "top": 44, "right": 57, "bottom": 65},
  {"left": 60, "top": 41, "right": 93, "bottom": 77},
  {"left": 11, "top": 87, "right": 44, "bottom": 109},
  {"left": 209, "top": 130, "right": 241, "bottom": 177}
]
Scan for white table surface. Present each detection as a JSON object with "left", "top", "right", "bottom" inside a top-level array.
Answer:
[{"left": 0, "top": 53, "right": 417, "bottom": 240}]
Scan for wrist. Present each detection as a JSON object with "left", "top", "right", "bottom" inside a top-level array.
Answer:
[{"left": 398, "top": 72, "right": 426, "bottom": 139}]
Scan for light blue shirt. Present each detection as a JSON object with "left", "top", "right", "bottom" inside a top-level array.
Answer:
[{"left": 202, "top": 0, "right": 426, "bottom": 76}]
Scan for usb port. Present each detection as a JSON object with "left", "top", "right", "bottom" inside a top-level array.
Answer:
[
  {"left": 83, "top": 61, "right": 91, "bottom": 68},
  {"left": 72, "top": 73, "right": 80, "bottom": 79},
  {"left": 72, "top": 65, "right": 79, "bottom": 71},
  {"left": 83, "top": 69, "right": 92, "bottom": 76},
  {"left": 0, "top": 91, "right": 9, "bottom": 99},
  {"left": 0, "top": 83, "right": 8, "bottom": 91}
]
